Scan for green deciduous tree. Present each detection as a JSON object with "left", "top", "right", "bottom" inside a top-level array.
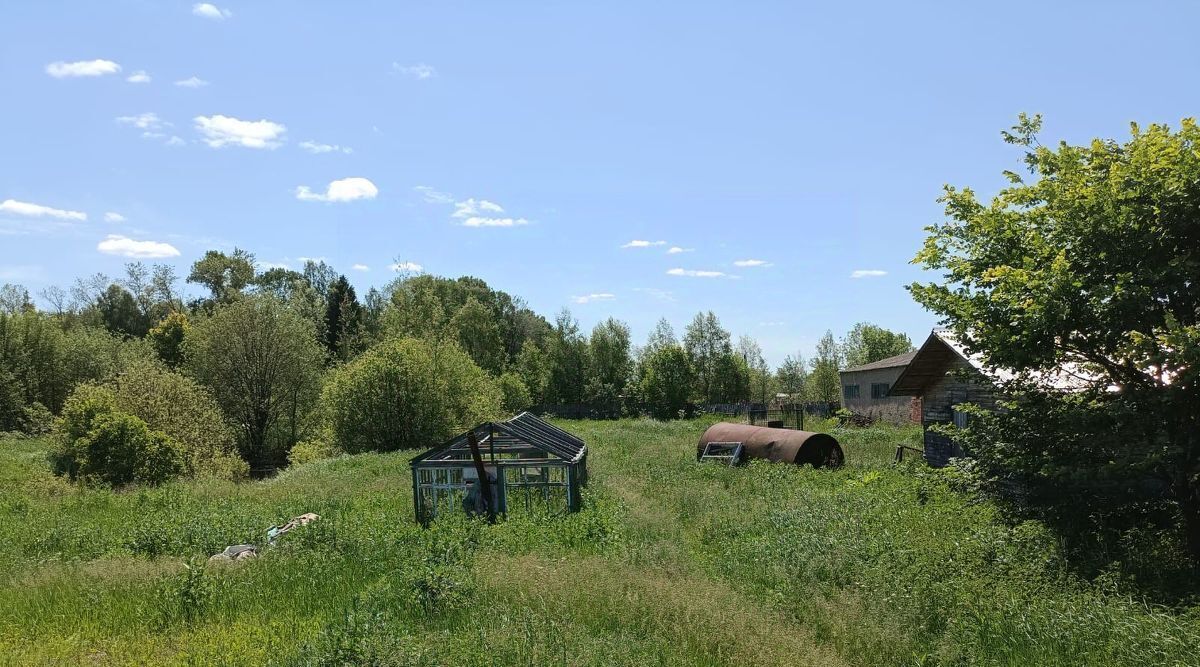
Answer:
[
  {"left": 640, "top": 343, "right": 694, "bottom": 420},
  {"left": 148, "top": 312, "right": 190, "bottom": 368},
  {"left": 684, "top": 311, "right": 733, "bottom": 404},
  {"left": 185, "top": 296, "right": 325, "bottom": 468},
  {"left": 586, "top": 318, "right": 632, "bottom": 417},
  {"left": 809, "top": 330, "right": 842, "bottom": 403},
  {"left": 910, "top": 115, "right": 1200, "bottom": 561},
  {"left": 187, "top": 248, "right": 256, "bottom": 305},
  {"left": 776, "top": 353, "right": 808, "bottom": 400},
  {"left": 322, "top": 337, "right": 501, "bottom": 453},
  {"left": 841, "top": 323, "right": 913, "bottom": 368}
]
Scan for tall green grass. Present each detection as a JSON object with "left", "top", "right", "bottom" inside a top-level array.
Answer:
[{"left": 0, "top": 420, "right": 1197, "bottom": 666}]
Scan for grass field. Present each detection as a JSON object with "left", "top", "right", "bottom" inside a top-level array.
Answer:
[{"left": 1, "top": 418, "right": 1198, "bottom": 666}]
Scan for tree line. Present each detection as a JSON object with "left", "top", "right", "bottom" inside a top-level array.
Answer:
[{"left": 0, "top": 249, "right": 912, "bottom": 480}]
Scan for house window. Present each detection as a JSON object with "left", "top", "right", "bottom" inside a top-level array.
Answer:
[
  {"left": 843, "top": 384, "right": 860, "bottom": 399},
  {"left": 870, "top": 383, "right": 890, "bottom": 399}
]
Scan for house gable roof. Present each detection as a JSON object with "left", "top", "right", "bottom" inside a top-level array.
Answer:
[{"left": 841, "top": 349, "right": 918, "bottom": 374}]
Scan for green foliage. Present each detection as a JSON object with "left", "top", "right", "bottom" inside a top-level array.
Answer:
[
  {"left": 585, "top": 317, "right": 632, "bottom": 417},
  {"left": 683, "top": 311, "right": 733, "bottom": 403},
  {"left": 95, "top": 283, "right": 148, "bottom": 338},
  {"left": 640, "top": 343, "right": 693, "bottom": 419},
  {"left": 147, "top": 311, "right": 189, "bottom": 368},
  {"left": 775, "top": 353, "right": 808, "bottom": 399},
  {"left": 185, "top": 295, "right": 326, "bottom": 468},
  {"left": 287, "top": 437, "right": 343, "bottom": 466},
  {"left": 105, "top": 359, "right": 246, "bottom": 479},
  {"left": 72, "top": 411, "right": 185, "bottom": 486},
  {"left": 909, "top": 115, "right": 1200, "bottom": 561},
  {"left": 323, "top": 337, "right": 501, "bottom": 453},
  {"left": 496, "top": 371, "right": 532, "bottom": 415},
  {"left": 808, "top": 330, "right": 842, "bottom": 403},
  {"left": 449, "top": 296, "right": 504, "bottom": 374},
  {"left": 545, "top": 309, "right": 587, "bottom": 404},
  {"left": 841, "top": 322, "right": 913, "bottom": 368},
  {"left": 514, "top": 339, "right": 549, "bottom": 405},
  {"left": 186, "top": 247, "right": 257, "bottom": 304},
  {"left": 323, "top": 274, "right": 364, "bottom": 362}
]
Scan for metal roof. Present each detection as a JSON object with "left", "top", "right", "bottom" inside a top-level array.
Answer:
[
  {"left": 840, "top": 349, "right": 918, "bottom": 374},
  {"left": 410, "top": 412, "right": 586, "bottom": 465}
]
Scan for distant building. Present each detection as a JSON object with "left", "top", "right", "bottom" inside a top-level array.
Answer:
[
  {"left": 890, "top": 329, "right": 1093, "bottom": 467},
  {"left": 838, "top": 350, "right": 918, "bottom": 424},
  {"left": 888, "top": 330, "right": 999, "bottom": 467}
]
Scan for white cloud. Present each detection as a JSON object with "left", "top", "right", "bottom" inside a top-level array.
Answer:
[
  {"left": 666, "top": 246, "right": 692, "bottom": 254},
  {"left": 103, "top": 212, "right": 126, "bottom": 223},
  {"left": 96, "top": 235, "right": 180, "bottom": 258},
  {"left": 414, "top": 185, "right": 454, "bottom": 204},
  {"left": 622, "top": 239, "right": 666, "bottom": 248},
  {"left": 351, "top": 263, "right": 370, "bottom": 272},
  {"left": 192, "top": 3, "right": 231, "bottom": 20},
  {"left": 0, "top": 199, "right": 87, "bottom": 221},
  {"left": 572, "top": 293, "right": 615, "bottom": 304},
  {"left": 393, "top": 63, "right": 436, "bottom": 79},
  {"left": 733, "top": 259, "right": 773, "bottom": 267},
  {"left": 175, "top": 76, "right": 209, "bottom": 88},
  {"left": 850, "top": 269, "right": 888, "bottom": 278},
  {"left": 46, "top": 59, "right": 121, "bottom": 78},
  {"left": 296, "top": 256, "right": 328, "bottom": 263},
  {"left": 667, "top": 268, "right": 730, "bottom": 278},
  {"left": 257, "top": 261, "right": 290, "bottom": 270},
  {"left": 165, "top": 136, "right": 186, "bottom": 147},
  {"left": 460, "top": 216, "right": 528, "bottom": 228},
  {"left": 299, "top": 140, "right": 352, "bottom": 155},
  {"left": 390, "top": 261, "right": 423, "bottom": 272},
  {"left": 126, "top": 70, "right": 151, "bottom": 84},
  {"left": 194, "top": 115, "right": 286, "bottom": 148},
  {"left": 295, "top": 177, "right": 378, "bottom": 203},
  {"left": 452, "top": 198, "right": 504, "bottom": 218},
  {"left": 117, "top": 112, "right": 167, "bottom": 130}
]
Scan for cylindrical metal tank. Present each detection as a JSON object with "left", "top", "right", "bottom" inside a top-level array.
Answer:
[{"left": 697, "top": 422, "right": 844, "bottom": 468}]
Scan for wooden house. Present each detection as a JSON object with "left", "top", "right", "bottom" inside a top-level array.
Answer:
[{"left": 888, "top": 330, "right": 999, "bottom": 467}]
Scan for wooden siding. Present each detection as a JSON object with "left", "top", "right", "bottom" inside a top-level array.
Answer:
[{"left": 919, "top": 358, "right": 997, "bottom": 467}]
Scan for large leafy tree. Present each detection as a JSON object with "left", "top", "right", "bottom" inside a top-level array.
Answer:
[
  {"left": 640, "top": 343, "right": 693, "bottom": 420},
  {"left": 185, "top": 295, "right": 325, "bottom": 468},
  {"left": 683, "top": 311, "right": 733, "bottom": 404},
  {"left": 585, "top": 318, "right": 633, "bottom": 416},
  {"left": 841, "top": 322, "right": 913, "bottom": 368},
  {"left": 910, "top": 115, "right": 1200, "bottom": 561},
  {"left": 776, "top": 353, "right": 808, "bottom": 400},
  {"left": 808, "top": 330, "right": 842, "bottom": 403},
  {"left": 187, "top": 248, "right": 256, "bottom": 305}
]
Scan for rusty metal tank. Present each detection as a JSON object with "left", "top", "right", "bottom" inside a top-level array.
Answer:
[{"left": 697, "top": 422, "right": 844, "bottom": 468}]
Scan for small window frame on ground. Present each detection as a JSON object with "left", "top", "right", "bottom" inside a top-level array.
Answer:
[{"left": 699, "top": 441, "right": 744, "bottom": 467}]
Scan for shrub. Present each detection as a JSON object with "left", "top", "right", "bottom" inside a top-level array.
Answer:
[
  {"left": 323, "top": 337, "right": 501, "bottom": 453},
  {"left": 105, "top": 359, "right": 246, "bottom": 479},
  {"left": 74, "top": 411, "right": 185, "bottom": 486},
  {"left": 496, "top": 372, "right": 531, "bottom": 415},
  {"left": 52, "top": 362, "right": 248, "bottom": 482},
  {"left": 20, "top": 401, "right": 54, "bottom": 435},
  {"left": 288, "top": 437, "right": 343, "bottom": 466}
]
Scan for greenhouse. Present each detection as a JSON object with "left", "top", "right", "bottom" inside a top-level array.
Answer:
[{"left": 410, "top": 412, "right": 588, "bottom": 525}]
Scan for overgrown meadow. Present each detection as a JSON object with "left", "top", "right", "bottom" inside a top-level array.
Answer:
[{"left": 2, "top": 418, "right": 1198, "bottom": 666}]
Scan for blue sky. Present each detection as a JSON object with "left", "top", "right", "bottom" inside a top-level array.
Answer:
[{"left": 3, "top": 1, "right": 1199, "bottom": 365}]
